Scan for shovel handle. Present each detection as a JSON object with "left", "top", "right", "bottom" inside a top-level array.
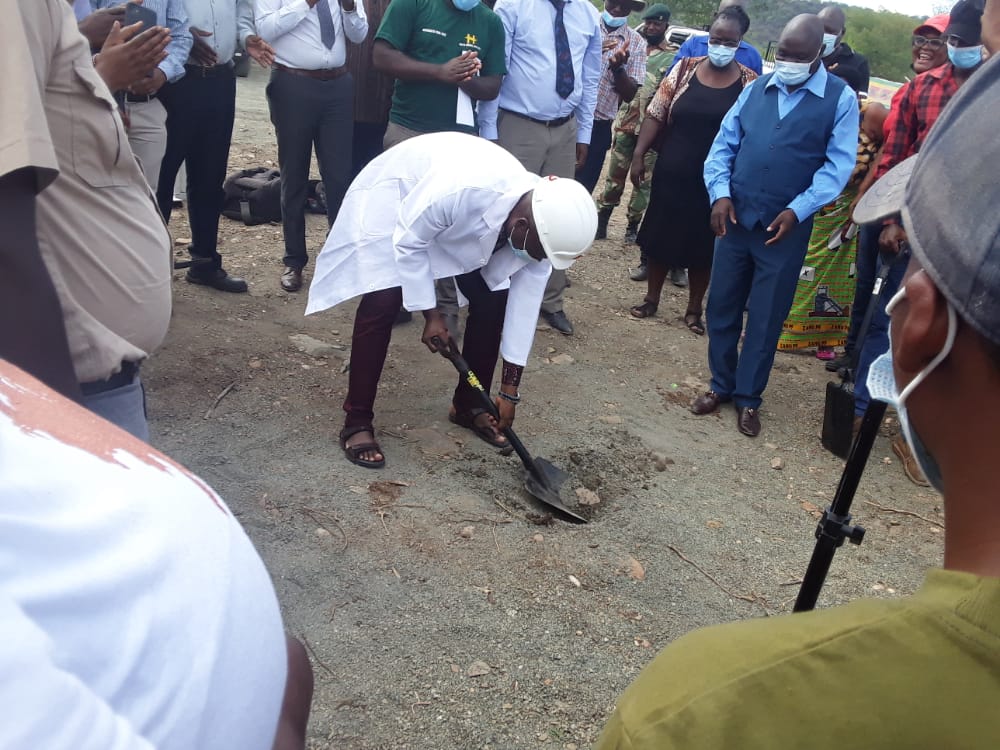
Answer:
[{"left": 431, "top": 336, "right": 540, "bottom": 478}]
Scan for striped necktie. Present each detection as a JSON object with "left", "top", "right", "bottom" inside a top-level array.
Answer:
[
  {"left": 316, "top": 0, "right": 337, "bottom": 49},
  {"left": 548, "top": 0, "right": 575, "bottom": 99}
]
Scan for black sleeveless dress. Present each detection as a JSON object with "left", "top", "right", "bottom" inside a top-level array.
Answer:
[{"left": 637, "top": 74, "right": 744, "bottom": 271}]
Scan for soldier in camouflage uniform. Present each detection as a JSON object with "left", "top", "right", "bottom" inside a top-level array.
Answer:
[{"left": 595, "top": 3, "right": 675, "bottom": 269}]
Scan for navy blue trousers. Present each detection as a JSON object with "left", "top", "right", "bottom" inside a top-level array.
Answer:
[
  {"left": 706, "top": 218, "right": 813, "bottom": 409},
  {"left": 850, "top": 223, "right": 908, "bottom": 416}
]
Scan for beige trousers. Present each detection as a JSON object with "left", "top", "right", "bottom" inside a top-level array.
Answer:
[
  {"left": 496, "top": 110, "right": 578, "bottom": 314},
  {"left": 125, "top": 98, "right": 168, "bottom": 193}
]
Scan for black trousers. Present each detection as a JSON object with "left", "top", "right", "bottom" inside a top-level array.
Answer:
[
  {"left": 266, "top": 69, "right": 354, "bottom": 270},
  {"left": 343, "top": 270, "right": 507, "bottom": 430},
  {"left": 575, "top": 118, "right": 614, "bottom": 195},
  {"left": 351, "top": 120, "right": 388, "bottom": 180},
  {"left": 157, "top": 68, "right": 237, "bottom": 272}
]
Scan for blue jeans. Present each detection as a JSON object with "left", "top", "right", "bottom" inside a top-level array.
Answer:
[
  {"left": 81, "top": 376, "right": 149, "bottom": 442},
  {"left": 852, "top": 226, "right": 908, "bottom": 417},
  {"left": 706, "top": 219, "right": 813, "bottom": 409}
]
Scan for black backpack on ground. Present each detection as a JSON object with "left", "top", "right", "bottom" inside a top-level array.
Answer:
[
  {"left": 222, "top": 168, "right": 282, "bottom": 225},
  {"left": 221, "top": 168, "right": 328, "bottom": 225}
]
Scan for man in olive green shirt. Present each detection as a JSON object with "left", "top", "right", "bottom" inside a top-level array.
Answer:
[{"left": 596, "top": 52, "right": 1000, "bottom": 749}]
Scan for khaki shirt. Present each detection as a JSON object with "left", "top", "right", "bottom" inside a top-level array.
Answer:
[{"left": 2, "top": 0, "right": 172, "bottom": 383}]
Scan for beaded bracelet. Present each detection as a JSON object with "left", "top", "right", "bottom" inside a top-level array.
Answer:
[{"left": 497, "top": 391, "right": 521, "bottom": 405}]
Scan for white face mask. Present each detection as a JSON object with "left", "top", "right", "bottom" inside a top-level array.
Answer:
[
  {"left": 773, "top": 54, "right": 817, "bottom": 86},
  {"left": 507, "top": 221, "right": 533, "bottom": 262},
  {"left": 822, "top": 32, "right": 838, "bottom": 57},
  {"left": 865, "top": 283, "right": 958, "bottom": 493}
]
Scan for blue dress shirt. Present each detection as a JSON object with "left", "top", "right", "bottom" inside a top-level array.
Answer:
[
  {"left": 704, "top": 65, "right": 859, "bottom": 223},
  {"left": 90, "top": 0, "right": 192, "bottom": 82},
  {"left": 478, "top": 0, "right": 603, "bottom": 144},
  {"left": 669, "top": 34, "right": 763, "bottom": 75}
]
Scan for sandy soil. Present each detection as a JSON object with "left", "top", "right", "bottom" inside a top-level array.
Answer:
[{"left": 147, "top": 65, "right": 944, "bottom": 749}]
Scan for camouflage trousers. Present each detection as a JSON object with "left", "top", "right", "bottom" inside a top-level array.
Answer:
[{"left": 596, "top": 131, "right": 657, "bottom": 225}]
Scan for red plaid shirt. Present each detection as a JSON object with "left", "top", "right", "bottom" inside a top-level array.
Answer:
[{"left": 874, "top": 64, "right": 961, "bottom": 181}]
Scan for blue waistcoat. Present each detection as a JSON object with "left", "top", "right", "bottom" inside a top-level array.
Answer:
[{"left": 729, "top": 72, "right": 847, "bottom": 230}]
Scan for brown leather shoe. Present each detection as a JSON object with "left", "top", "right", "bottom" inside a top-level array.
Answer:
[
  {"left": 281, "top": 266, "right": 303, "bottom": 292},
  {"left": 691, "top": 390, "right": 728, "bottom": 415},
  {"left": 737, "top": 407, "right": 761, "bottom": 437},
  {"left": 892, "top": 435, "right": 930, "bottom": 487}
]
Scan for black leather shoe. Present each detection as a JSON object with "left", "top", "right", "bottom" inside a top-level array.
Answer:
[
  {"left": 737, "top": 407, "right": 761, "bottom": 437},
  {"left": 186, "top": 268, "right": 248, "bottom": 293},
  {"left": 281, "top": 266, "right": 303, "bottom": 292},
  {"left": 691, "top": 390, "right": 729, "bottom": 415},
  {"left": 542, "top": 310, "right": 574, "bottom": 335},
  {"left": 825, "top": 351, "right": 852, "bottom": 372}
]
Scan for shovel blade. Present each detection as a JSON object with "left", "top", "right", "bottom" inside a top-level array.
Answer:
[{"left": 523, "top": 458, "right": 588, "bottom": 524}]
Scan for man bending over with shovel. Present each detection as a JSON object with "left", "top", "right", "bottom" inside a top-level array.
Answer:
[{"left": 306, "top": 132, "right": 597, "bottom": 468}]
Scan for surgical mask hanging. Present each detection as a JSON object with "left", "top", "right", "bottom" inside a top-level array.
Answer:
[
  {"left": 507, "top": 222, "right": 533, "bottom": 262},
  {"left": 773, "top": 55, "right": 817, "bottom": 87},
  {"left": 452, "top": 0, "right": 479, "bottom": 10},
  {"left": 865, "top": 285, "right": 958, "bottom": 493},
  {"left": 947, "top": 42, "right": 984, "bottom": 69},
  {"left": 707, "top": 44, "right": 737, "bottom": 68},
  {"left": 821, "top": 32, "right": 838, "bottom": 57},
  {"left": 602, "top": 10, "right": 628, "bottom": 28}
]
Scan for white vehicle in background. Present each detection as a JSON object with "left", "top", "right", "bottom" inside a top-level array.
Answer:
[{"left": 665, "top": 24, "right": 704, "bottom": 50}]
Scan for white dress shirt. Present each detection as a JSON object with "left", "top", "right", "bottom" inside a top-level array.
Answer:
[
  {"left": 255, "top": 0, "right": 368, "bottom": 70},
  {"left": 306, "top": 133, "right": 549, "bottom": 367},
  {"left": 477, "top": 0, "right": 602, "bottom": 144},
  {"left": 185, "top": 0, "right": 259, "bottom": 65}
]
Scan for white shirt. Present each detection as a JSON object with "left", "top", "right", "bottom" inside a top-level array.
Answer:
[
  {"left": 255, "top": 0, "right": 368, "bottom": 70},
  {"left": 186, "top": 0, "right": 259, "bottom": 65},
  {"left": 306, "top": 132, "right": 549, "bottom": 367},
  {"left": 0, "top": 362, "right": 287, "bottom": 750}
]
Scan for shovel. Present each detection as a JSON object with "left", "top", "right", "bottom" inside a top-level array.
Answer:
[{"left": 432, "top": 337, "right": 587, "bottom": 524}]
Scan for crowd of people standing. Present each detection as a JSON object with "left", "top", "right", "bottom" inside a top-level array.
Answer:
[{"left": 2, "top": 0, "right": 998, "bottom": 747}]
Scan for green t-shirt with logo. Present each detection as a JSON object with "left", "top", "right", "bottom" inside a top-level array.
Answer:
[{"left": 375, "top": 0, "right": 506, "bottom": 135}]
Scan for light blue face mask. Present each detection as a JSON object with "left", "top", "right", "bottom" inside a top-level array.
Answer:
[
  {"left": 452, "top": 0, "right": 479, "bottom": 10},
  {"left": 865, "top": 283, "right": 958, "bottom": 494},
  {"left": 602, "top": 9, "right": 628, "bottom": 28},
  {"left": 821, "top": 32, "right": 838, "bottom": 57},
  {"left": 707, "top": 44, "right": 737, "bottom": 68},
  {"left": 507, "top": 221, "right": 533, "bottom": 262},
  {"left": 947, "top": 42, "right": 984, "bottom": 69},
  {"left": 773, "top": 56, "right": 817, "bottom": 87}
]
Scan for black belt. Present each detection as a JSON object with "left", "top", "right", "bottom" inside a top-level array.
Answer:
[
  {"left": 80, "top": 361, "right": 140, "bottom": 397},
  {"left": 184, "top": 61, "right": 235, "bottom": 78},
  {"left": 500, "top": 108, "right": 573, "bottom": 128},
  {"left": 125, "top": 92, "right": 158, "bottom": 103}
]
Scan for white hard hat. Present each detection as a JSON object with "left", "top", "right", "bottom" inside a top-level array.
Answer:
[{"left": 531, "top": 176, "right": 598, "bottom": 270}]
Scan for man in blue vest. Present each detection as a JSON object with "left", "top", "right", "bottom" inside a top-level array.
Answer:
[{"left": 693, "top": 14, "right": 858, "bottom": 437}]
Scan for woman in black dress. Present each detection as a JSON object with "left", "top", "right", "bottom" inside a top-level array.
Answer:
[{"left": 628, "top": 7, "right": 757, "bottom": 334}]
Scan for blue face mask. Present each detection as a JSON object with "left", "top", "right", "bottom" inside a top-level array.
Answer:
[
  {"left": 602, "top": 9, "right": 628, "bottom": 28},
  {"left": 452, "top": 0, "right": 479, "bottom": 10},
  {"left": 707, "top": 44, "right": 737, "bottom": 68},
  {"left": 507, "top": 222, "right": 533, "bottom": 262},
  {"left": 865, "top": 283, "right": 958, "bottom": 494},
  {"left": 947, "top": 42, "right": 984, "bottom": 69},
  {"left": 821, "top": 32, "right": 838, "bottom": 57},
  {"left": 773, "top": 57, "right": 816, "bottom": 87}
]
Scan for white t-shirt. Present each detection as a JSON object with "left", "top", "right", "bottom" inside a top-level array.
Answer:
[{"left": 0, "top": 362, "right": 287, "bottom": 749}]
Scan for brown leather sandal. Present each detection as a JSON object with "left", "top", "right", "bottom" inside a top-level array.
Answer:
[
  {"left": 339, "top": 425, "right": 386, "bottom": 469},
  {"left": 630, "top": 300, "right": 658, "bottom": 318},
  {"left": 449, "top": 407, "right": 509, "bottom": 449}
]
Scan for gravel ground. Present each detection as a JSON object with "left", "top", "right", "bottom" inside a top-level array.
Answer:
[{"left": 146, "top": 65, "right": 944, "bottom": 749}]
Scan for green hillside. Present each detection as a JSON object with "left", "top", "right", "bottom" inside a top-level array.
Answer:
[{"left": 656, "top": 1, "right": 925, "bottom": 81}]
